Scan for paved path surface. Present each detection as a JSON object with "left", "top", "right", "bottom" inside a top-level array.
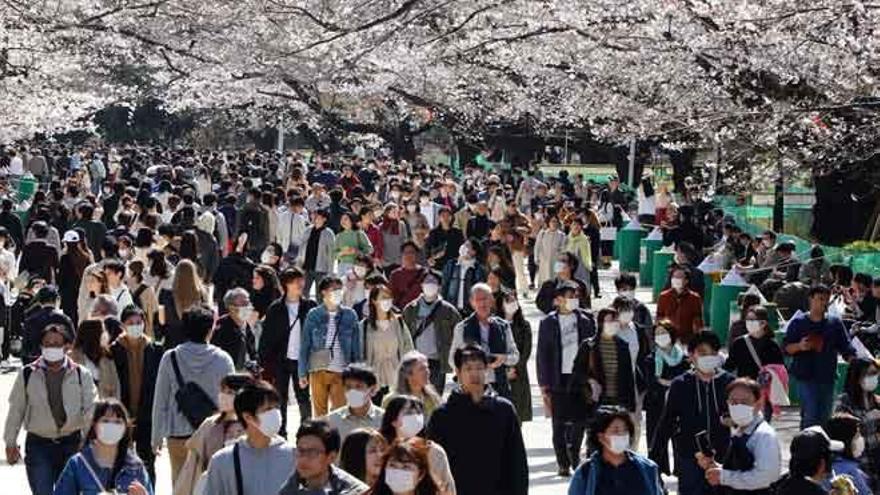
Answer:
[{"left": 0, "top": 263, "right": 802, "bottom": 494}]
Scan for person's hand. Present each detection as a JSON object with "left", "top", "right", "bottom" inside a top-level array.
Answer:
[
  {"left": 588, "top": 379, "right": 602, "bottom": 403},
  {"left": 299, "top": 377, "right": 309, "bottom": 389},
  {"left": 507, "top": 368, "right": 518, "bottom": 380},
  {"left": 247, "top": 310, "right": 259, "bottom": 326},
  {"left": 799, "top": 336, "right": 813, "bottom": 352},
  {"left": 128, "top": 481, "right": 148, "bottom": 495},
  {"left": 6, "top": 446, "right": 20, "bottom": 465},
  {"left": 541, "top": 391, "right": 552, "bottom": 418},
  {"left": 705, "top": 468, "right": 722, "bottom": 486},
  {"left": 489, "top": 355, "right": 505, "bottom": 369}
]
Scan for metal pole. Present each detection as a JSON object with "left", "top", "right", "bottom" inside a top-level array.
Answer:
[
  {"left": 564, "top": 130, "right": 570, "bottom": 165},
  {"left": 773, "top": 153, "right": 784, "bottom": 232},
  {"left": 276, "top": 116, "right": 284, "bottom": 153},
  {"left": 627, "top": 137, "right": 636, "bottom": 187}
]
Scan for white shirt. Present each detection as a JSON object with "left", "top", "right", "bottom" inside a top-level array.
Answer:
[
  {"left": 559, "top": 313, "right": 579, "bottom": 374},
  {"left": 9, "top": 156, "right": 23, "bottom": 175},
  {"left": 325, "top": 311, "right": 345, "bottom": 372},
  {"left": 111, "top": 285, "right": 134, "bottom": 317},
  {"left": 285, "top": 300, "right": 301, "bottom": 360},
  {"left": 720, "top": 417, "right": 782, "bottom": 490}
]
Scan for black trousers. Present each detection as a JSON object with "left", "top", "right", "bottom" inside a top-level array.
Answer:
[
  {"left": 134, "top": 423, "right": 156, "bottom": 489},
  {"left": 276, "top": 358, "right": 312, "bottom": 438},
  {"left": 550, "top": 376, "right": 587, "bottom": 470},
  {"left": 428, "top": 359, "right": 446, "bottom": 395},
  {"left": 527, "top": 238, "right": 537, "bottom": 285}
]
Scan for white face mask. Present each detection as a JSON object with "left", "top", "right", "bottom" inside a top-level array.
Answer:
[
  {"left": 255, "top": 408, "right": 282, "bottom": 438},
  {"left": 728, "top": 404, "right": 755, "bottom": 427},
  {"left": 237, "top": 307, "right": 254, "bottom": 322},
  {"left": 603, "top": 321, "right": 620, "bottom": 337},
  {"left": 565, "top": 298, "right": 579, "bottom": 312},
  {"left": 345, "top": 389, "right": 370, "bottom": 409},
  {"left": 554, "top": 261, "right": 567, "bottom": 274},
  {"left": 118, "top": 249, "right": 130, "bottom": 259},
  {"left": 378, "top": 299, "right": 394, "bottom": 313},
  {"left": 671, "top": 278, "right": 685, "bottom": 290},
  {"left": 853, "top": 435, "right": 866, "bottom": 458},
  {"left": 618, "top": 290, "right": 635, "bottom": 299},
  {"left": 385, "top": 467, "right": 418, "bottom": 493},
  {"left": 42, "top": 346, "right": 66, "bottom": 363},
  {"left": 607, "top": 434, "right": 630, "bottom": 454},
  {"left": 655, "top": 333, "right": 672, "bottom": 348},
  {"left": 218, "top": 392, "right": 235, "bottom": 412},
  {"left": 422, "top": 284, "right": 439, "bottom": 300},
  {"left": 353, "top": 266, "right": 367, "bottom": 278},
  {"left": 399, "top": 413, "right": 425, "bottom": 439},
  {"left": 503, "top": 301, "right": 519, "bottom": 316},
  {"left": 862, "top": 375, "right": 879, "bottom": 392},
  {"left": 618, "top": 311, "right": 634, "bottom": 325},
  {"left": 126, "top": 324, "right": 145, "bottom": 338},
  {"left": 458, "top": 244, "right": 470, "bottom": 258},
  {"left": 696, "top": 355, "right": 721, "bottom": 373},
  {"left": 260, "top": 252, "right": 274, "bottom": 264},
  {"left": 327, "top": 289, "right": 344, "bottom": 307},
  {"left": 745, "top": 320, "right": 763, "bottom": 337},
  {"left": 96, "top": 422, "right": 126, "bottom": 445}
]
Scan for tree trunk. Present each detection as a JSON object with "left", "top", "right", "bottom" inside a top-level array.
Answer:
[{"left": 667, "top": 149, "right": 696, "bottom": 193}]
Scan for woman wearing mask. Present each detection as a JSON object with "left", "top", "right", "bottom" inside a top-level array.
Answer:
[
  {"left": 70, "top": 319, "right": 121, "bottom": 399},
  {"left": 111, "top": 306, "right": 163, "bottom": 486},
  {"left": 835, "top": 357, "right": 880, "bottom": 491},
  {"left": 336, "top": 212, "right": 374, "bottom": 277},
  {"left": 60, "top": 230, "right": 93, "bottom": 323},
  {"left": 404, "top": 200, "right": 430, "bottom": 239},
  {"left": 260, "top": 242, "right": 284, "bottom": 273},
  {"left": 500, "top": 291, "right": 533, "bottom": 422},
  {"left": 486, "top": 246, "right": 516, "bottom": 292},
  {"left": 370, "top": 439, "right": 439, "bottom": 495},
  {"left": 251, "top": 265, "right": 282, "bottom": 321},
  {"left": 339, "top": 428, "right": 388, "bottom": 487},
  {"left": 583, "top": 210, "right": 602, "bottom": 299},
  {"left": 381, "top": 204, "right": 410, "bottom": 274},
  {"left": 383, "top": 351, "right": 443, "bottom": 420},
  {"left": 568, "top": 406, "right": 663, "bottom": 495},
  {"left": 79, "top": 269, "right": 110, "bottom": 324},
  {"left": 535, "top": 217, "right": 567, "bottom": 287},
  {"left": 125, "top": 261, "right": 159, "bottom": 338},
  {"left": 723, "top": 306, "right": 784, "bottom": 421},
  {"left": 440, "top": 240, "right": 484, "bottom": 317},
  {"left": 380, "top": 396, "right": 456, "bottom": 495},
  {"left": 824, "top": 413, "right": 872, "bottom": 495},
  {"left": 144, "top": 249, "right": 174, "bottom": 296},
  {"left": 364, "top": 285, "right": 415, "bottom": 405},
  {"left": 158, "top": 259, "right": 207, "bottom": 350},
  {"left": 564, "top": 218, "right": 593, "bottom": 283},
  {"left": 54, "top": 398, "right": 153, "bottom": 495},
  {"left": 344, "top": 255, "right": 376, "bottom": 308},
  {"left": 174, "top": 374, "right": 255, "bottom": 495},
  {"left": 645, "top": 320, "right": 688, "bottom": 475}
]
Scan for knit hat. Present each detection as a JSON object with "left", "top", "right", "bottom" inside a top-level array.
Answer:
[{"left": 195, "top": 211, "right": 215, "bottom": 234}]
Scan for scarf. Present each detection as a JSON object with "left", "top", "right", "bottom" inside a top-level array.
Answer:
[
  {"left": 119, "top": 335, "right": 147, "bottom": 419},
  {"left": 381, "top": 216, "right": 400, "bottom": 235},
  {"left": 654, "top": 344, "right": 684, "bottom": 377}
]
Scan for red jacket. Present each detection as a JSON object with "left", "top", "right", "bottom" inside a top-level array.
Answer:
[
  {"left": 390, "top": 266, "right": 428, "bottom": 309},
  {"left": 365, "top": 224, "right": 384, "bottom": 263},
  {"left": 656, "top": 288, "right": 704, "bottom": 344}
]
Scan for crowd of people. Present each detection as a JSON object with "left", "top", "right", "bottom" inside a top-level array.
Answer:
[{"left": 0, "top": 144, "right": 877, "bottom": 495}]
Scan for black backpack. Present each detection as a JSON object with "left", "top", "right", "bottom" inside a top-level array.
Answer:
[{"left": 169, "top": 351, "right": 217, "bottom": 429}]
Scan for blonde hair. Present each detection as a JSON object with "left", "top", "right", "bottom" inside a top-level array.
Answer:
[{"left": 172, "top": 259, "right": 206, "bottom": 318}]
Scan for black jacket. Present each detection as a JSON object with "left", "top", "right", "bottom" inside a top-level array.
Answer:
[
  {"left": 211, "top": 314, "right": 257, "bottom": 370},
  {"left": 536, "top": 277, "right": 590, "bottom": 314},
  {"left": 0, "top": 211, "right": 24, "bottom": 251},
  {"left": 237, "top": 202, "right": 270, "bottom": 252},
  {"left": 427, "top": 388, "right": 528, "bottom": 495},
  {"left": 426, "top": 226, "right": 464, "bottom": 269},
  {"left": 110, "top": 338, "right": 163, "bottom": 428},
  {"left": 195, "top": 229, "right": 220, "bottom": 281},
  {"left": 536, "top": 310, "right": 596, "bottom": 391},
  {"left": 259, "top": 297, "right": 318, "bottom": 374},
  {"left": 658, "top": 370, "right": 734, "bottom": 459},
  {"left": 20, "top": 241, "right": 59, "bottom": 283},
  {"left": 212, "top": 253, "right": 255, "bottom": 309}
]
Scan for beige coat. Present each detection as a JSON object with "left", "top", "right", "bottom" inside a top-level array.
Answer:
[
  {"left": 69, "top": 348, "right": 121, "bottom": 400},
  {"left": 174, "top": 414, "right": 244, "bottom": 495}
]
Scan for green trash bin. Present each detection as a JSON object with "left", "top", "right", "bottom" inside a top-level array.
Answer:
[
  {"left": 703, "top": 272, "right": 715, "bottom": 323},
  {"left": 17, "top": 177, "right": 36, "bottom": 202},
  {"left": 618, "top": 223, "right": 645, "bottom": 273},
  {"left": 710, "top": 279, "right": 748, "bottom": 344},
  {"left": 652, "top": 250, "right": 675, "bottom": 302},
  {"left": 639, "top": 232, "right": 663, "bottom": 287}
]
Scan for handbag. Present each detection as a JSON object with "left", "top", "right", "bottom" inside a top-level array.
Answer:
[
  {"left": 170, "top": 351, "right": 218, "bottom": 429},
  {"left": 308, "top": 316, "right": 341, "bottom": 371}
]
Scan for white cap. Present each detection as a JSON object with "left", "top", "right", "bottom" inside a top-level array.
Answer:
[
  {"left": 62, "top": 230, "right": 80, "bottom": 243},
  {"left": 804, "top": 425, "right": 846, "bottom": 452}
]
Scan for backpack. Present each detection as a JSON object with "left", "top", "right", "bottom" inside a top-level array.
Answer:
[{"left": 169, "top": 351, "right": 217, "bottom": 429}]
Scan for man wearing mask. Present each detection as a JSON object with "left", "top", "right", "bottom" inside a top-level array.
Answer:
[
  {"left": 276, "top": 195, "right": 310, "bottom": 262},
  {"left": 658, "top": 331, "right": 734, "bottom": 495},
  {"left": 203, "top": 381, "right": 296, "bottom": 495},
  {"left": 614, "top": 273, "right": 653, "bottom": 332},
  {"left": 535, "top": 252, "right": 590, "bottom": 314},
  {"left": 389, "top": 242, "right": 430, "bottom": 309},
  {"left": 295, "top": 209, "right": 336, "bottom": 298},
  {"left": 324, "top": 364, "right": 383, "bottom": 444},
  {"left": 697, "top": 378, "right": 782, "bottom": 494},
  {"left": 4, "top": 324, "right": 97, "bottom": 495},
  {"left": 448, "top": 284, "right": 520, "bottom": 398},
  {"left": 428, "top": 345, "right": 528, "bottom": 495},
  {"left": 402, "top": 272, "right": 461, "bottom": 394},
  {"left": 656, "top": 267, "right": 704, "bottom": 345},
  {"left": 784, "top": 284, "right": 855, "bottom": 429},
  {"left": 299, "top": 276, "right": 362, "bottom": 417},
  {"left": 536, "top": 282, "right": 596, "bottom": 476},
  {"left": 212, "top": 288, "right": 258, "bottom": 371}
]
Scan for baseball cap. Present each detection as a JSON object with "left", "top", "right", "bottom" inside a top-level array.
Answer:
[{"left": 62, "top": 230, "right": 80, "bottom": 243}]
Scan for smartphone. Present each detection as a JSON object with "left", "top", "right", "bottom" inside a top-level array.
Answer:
[{"left": 695, "top": 430, "right": 715, "bottom": 457}]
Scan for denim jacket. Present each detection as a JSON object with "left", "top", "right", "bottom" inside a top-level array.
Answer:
[
  {"left": 54, "top": 445, "right": 153, "bottom": 495},
  {"left": 299, "top": 304, "right": 362, "bottom": 377}
]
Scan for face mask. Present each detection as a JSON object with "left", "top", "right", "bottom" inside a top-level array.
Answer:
[
  {"left": 327, "top": 289, "right": 344, "bottom": 307},
  {"left": 255, "top": 408, "right": 282, "bottom": 438},
  {"left": 607, "top": 434, "right": 630, "bottom": 454},
  {"left": 406, "top": 204, "right": 417, "bottom": 213},
  {"left": 118, "top": 249, "right": 130, "bottom": 259},
  {"left": 696, "top": 355, "right": 721, "bottom": 373},
  {"left": 458, "top": 245, "right": 470, "bottom": 258},
  {"left": 504, "top": 301, "right": 519, "bottom": 316},
  {"left": 655, "top": 333, "right": 671, "bottom": 348},
  {"left": 42, "top": 346, "right": 65, "bottom": 362},
  {"left": 260, "top": 252, "right": 274, "bottom": 264},
  {"left": 378, "top": 299, "right": 394, "bottom": 313},
  {"left": 762, "top": 240, "right": 773, "bottom": 248},
  {"left": 745, "top": 320, "right": 763, "bottom": 337},
  {"left": 399, "top": 413, "right": 425, "bottom": 439},
  {"left": 96, "top": 422, "right": 126, "bottom": 445},
  {"left": 385, "top": 467, "right": 418, "bottom": 493},
  {"left": 618, "top": 290, "right": 634, "bottom": 299},
  {"left": 862, "top": 375, "right": 879, "bottom": 392},
  {"left": 126, "top": 324, "right": 144, "bottom": 338},
  {"left": 852, "top": 435, "right": 866, "bottom": 458},
  {"left": 671, "top": 278, "right": 685, "bottom": 290},
  {"left": 218, "top": 392, "right": 235, "bottom": 412},
  {"left": 237, "top": 307, "right": 254, "bottom": 321},
  {"left": 729, "top": 404, "right": 755, "bottom": 427},
  {"left": 603, "top": 321, "right": 620, "bottom": 337},
  {"left": 565, "top": 298, "right": 579, "bottom": 312},
  {"left": 422, "top": 284, "right": 439, "bottom": 300},
  {"left": 353, "top": 266, "right": 367, "bottom": 278},
  {"left": 618, "top": 311, "right": 634, "bottom": 325},
  {"left": 554, "top": 261, "right": 567, "bottom": 274},
  {"left": 345, "top": 389, "right": 369, "bottom": 408}
]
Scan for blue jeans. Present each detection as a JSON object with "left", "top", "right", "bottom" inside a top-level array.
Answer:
[
  {"left": 799, "top": 380, "right": 835, "bottom": 429},
  {"left": 24, "top": 432, "right": 80, "bottom": 495},
  {"left": 676, "top": 455, "right": 708, "bottom": 495}
]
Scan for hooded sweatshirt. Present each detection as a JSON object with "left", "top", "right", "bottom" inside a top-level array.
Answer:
[
  {"left": 151, "top": 342, "right": 235, "bottom": 447},
  {"left": 660, "top": 369, "right": 734, "bottom": 459},
  {"left": 203, "top": 436, "right": 295, "bottom": 495}
]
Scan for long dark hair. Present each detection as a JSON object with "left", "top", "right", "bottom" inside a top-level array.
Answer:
[
  {"left": 178, "top": 230, "right": 199, "bottom": 263},
  {"left": 367, "top": 284, "right": 399, "bottom": 330},
  {"left": 370, "top": 439, "right": 438, "bottom": 495},
  {"left": 75, "top": 319, "right": 109, "bottom": 363},
  {"left": 379, "top": 395, "right": 425, "bottom": 444},
  {"left": 85, "top": 399, "right": 135, "bottom": 483},
  {"left": 339, "top": 428, "right": 387, "bottom": 484},
  {"left": 843, "top": 357, "right": 878, "bottom": 411}
]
